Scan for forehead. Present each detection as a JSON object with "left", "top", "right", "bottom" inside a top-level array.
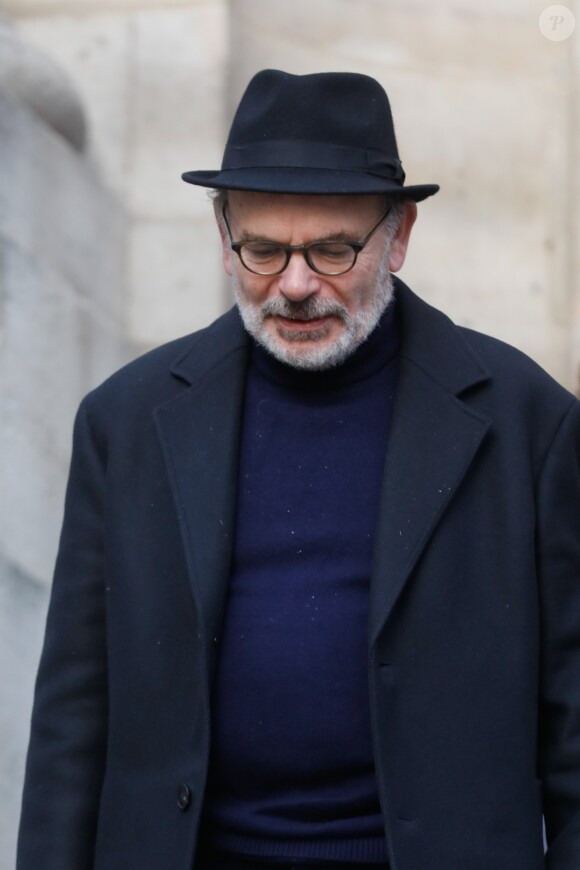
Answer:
[{"left": 226, "top": 191, "right": 384, "bottom": 238}]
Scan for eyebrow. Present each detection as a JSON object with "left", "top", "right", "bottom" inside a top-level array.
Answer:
[{"left": 236, "top": 228, "right": 357, "bottom": 244}]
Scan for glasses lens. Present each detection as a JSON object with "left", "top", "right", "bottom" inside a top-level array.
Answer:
[
  {"left": 240, "top": 242, "right": 287, "bottom": 274},
  {"left": 308, "top": 243, "right": 356, "bottom": 275}
]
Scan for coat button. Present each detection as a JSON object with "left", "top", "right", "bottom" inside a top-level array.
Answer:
[{"left": 177, "top": 783, "right": 192, "bottom": 811}]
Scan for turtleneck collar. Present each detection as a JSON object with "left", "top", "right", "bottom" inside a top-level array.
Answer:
[{"left": 249, "top": 299, "right": 399, "bottom": 391}]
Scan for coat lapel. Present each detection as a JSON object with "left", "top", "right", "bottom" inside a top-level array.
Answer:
[
  {"left": 154, "top": 310, "right": 249, "bottom": 664},
  {"left": 368, "top": 283, "right": 491, "bottom": 643}
]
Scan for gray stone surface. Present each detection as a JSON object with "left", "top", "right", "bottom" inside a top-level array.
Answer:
[
  {"left": 0, "top": 95, "right": 128, "bottom": 586},
  {"left": 15, "top": 1, "right": 231, "bottom": 348},
  {"left": 0, "top": 557, "right": 49, "bottom": 870},
  {"left": 0, "top": 95, "right": 125, "bottom": 324},
  {"left": 0, "top": 11, "right": 86, "bottom": 150}
]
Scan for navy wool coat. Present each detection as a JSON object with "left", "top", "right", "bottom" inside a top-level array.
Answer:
[{"left": 17, "top": 280, "right": 580, "bottom": 870}]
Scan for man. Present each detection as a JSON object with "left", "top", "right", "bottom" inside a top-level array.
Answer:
[{"left": 17, "top": 69, "right": 580, "bottom": 870}]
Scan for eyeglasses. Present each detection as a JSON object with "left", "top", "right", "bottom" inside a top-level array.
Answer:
[{"left": 222, "top": 205, "right": 391, "bottom": 276}]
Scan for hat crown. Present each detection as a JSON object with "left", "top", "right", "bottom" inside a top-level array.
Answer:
[{"left": 225, "top": 69, "right": 400, "bottom": 158}]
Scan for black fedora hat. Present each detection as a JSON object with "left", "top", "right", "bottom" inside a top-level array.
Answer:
[{"left": 182, "top": 69, "right": 439, "bottom": 201}]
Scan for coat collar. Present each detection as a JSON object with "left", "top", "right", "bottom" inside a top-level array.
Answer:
[
  {"left": 156, "top": 280, "right": 492, "bottom": 658},
  {"left": 168, "top": 304, "right": 250, "bottom": 387},
  {"left": 394, "top": 277, "right": 489, "bottom": 395}
]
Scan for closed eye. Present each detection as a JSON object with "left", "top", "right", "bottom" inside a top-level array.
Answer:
[
  {"left": 243, "top": 242, "right": 284, "bottom": 260},
  {"left": 310, "top": 243, "right": 355, "bottom": 263},
  {"left": 312, "top": 243, "right": 353, "bottom": 256}
]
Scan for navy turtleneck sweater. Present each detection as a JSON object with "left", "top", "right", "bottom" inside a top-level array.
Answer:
[{"left": 201, "top": 303, "right": 399, "bottom": 865}]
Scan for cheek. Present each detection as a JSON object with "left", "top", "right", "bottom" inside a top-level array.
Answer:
[
  {"left": 331, "top": 279, "right": 367, "bottom": 316},
  {"left": 235, "top": 270, "right": 273, "bottom": 305},
  {"left": 344, "top": 257, "right": 387, "bottom": 313}
]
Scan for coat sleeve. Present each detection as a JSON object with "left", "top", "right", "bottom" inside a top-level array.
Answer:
[
  {"left": 16, "top": 397, "right": 108, "bottom": 870},
  {"left": 537, "top": 398, "right": 580, "bottom": 869}
]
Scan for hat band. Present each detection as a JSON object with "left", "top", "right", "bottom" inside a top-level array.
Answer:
[{"left": 222, "top": 140, "right": 405, "bottom": 183}]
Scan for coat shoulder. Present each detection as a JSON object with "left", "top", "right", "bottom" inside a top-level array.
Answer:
[
  {"left": 454, "top": 324, "right": 579, "bottom": 475},
  {"left": 81, "top": 307, "right": 246, "bottom": 419},
  {"left": 457, "top": 324, "right": 576, "bottom": 410},
  {"left": 394, "top": 279, "right": 577, "bottom": 420}
]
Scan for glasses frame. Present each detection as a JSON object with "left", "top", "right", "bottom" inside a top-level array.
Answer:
[{"left": 222, "top": 205, "right": 391, "bottom": 276}]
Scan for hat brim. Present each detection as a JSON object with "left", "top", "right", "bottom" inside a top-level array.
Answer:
[{"left": 181, "top": 168, "right": 439, "bottom": 202}]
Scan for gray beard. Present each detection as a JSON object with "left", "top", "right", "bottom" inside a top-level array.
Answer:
[{"left": 231, "top": 248, "right": 394, "bottom": 371}]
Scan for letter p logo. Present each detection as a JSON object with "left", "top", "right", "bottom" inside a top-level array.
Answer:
[{"left": 539, "top": 5, "right": 576, "bottom": 40}]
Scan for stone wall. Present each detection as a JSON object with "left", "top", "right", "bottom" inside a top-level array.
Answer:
[
  {"left": 0, "top": 14, "right": 127, "bottom": 867},
  {"left": 5, "top": 0, "right": 230, "bottom": 355}
]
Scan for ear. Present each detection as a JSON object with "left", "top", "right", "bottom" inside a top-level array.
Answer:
[
  {"left": 217, "top": 217, "right": 234, "bottom": 277},
  {"left": 388, "top": 200, "right": 417, "bottom": 273}
]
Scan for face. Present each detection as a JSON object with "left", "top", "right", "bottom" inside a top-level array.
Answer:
[{"left": 219, "top": 191, "right": 416, "bottom": 370}]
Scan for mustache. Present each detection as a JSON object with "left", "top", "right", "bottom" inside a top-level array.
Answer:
[{"left": 259, "top": 296, "right": 349, "bottom": 323}]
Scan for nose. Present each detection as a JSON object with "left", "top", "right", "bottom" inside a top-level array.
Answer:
[{"left": 277, "top": 250, "right": 322, "bottom": 301}]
